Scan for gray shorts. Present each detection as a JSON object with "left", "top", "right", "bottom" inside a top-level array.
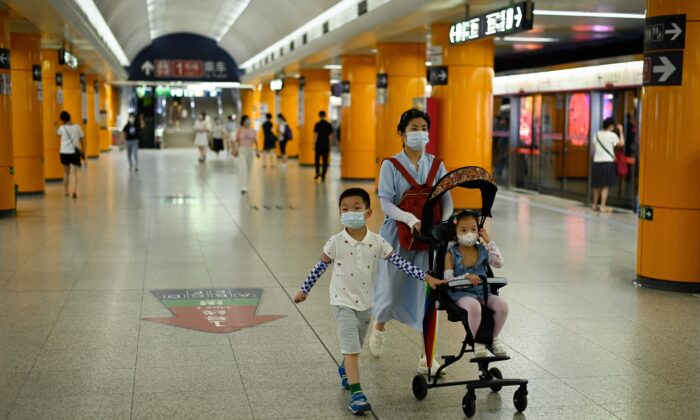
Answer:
[{"left": 332, "top": 305, "right": 372, "bottom": 355}]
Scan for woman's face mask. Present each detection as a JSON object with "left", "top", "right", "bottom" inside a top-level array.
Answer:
[
  {"left": 405, "top": 130, "right": 429, "bottom": 151},
  {"left": 341, "top": 211, "right": 367, "bottom": 230},
  {"left": 457, "top": 232, "right": 478, "bottom": 247}
]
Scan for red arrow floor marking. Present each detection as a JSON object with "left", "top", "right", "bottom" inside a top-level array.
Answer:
[{"left": 144, "top": 305, "right": 285, "bottom": 333}]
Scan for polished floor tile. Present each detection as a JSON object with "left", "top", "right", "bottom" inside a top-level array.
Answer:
[{"left": 0, "top": 148, "right": 697, "bottom": 419}]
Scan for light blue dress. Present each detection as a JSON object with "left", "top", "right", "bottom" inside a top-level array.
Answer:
[{"left": 374, "top": 151, "right": 451, "bottom": 332}]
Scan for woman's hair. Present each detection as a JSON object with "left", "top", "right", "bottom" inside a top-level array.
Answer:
[
  {"left": 603, "top": 117, "right": 616, "bottom": 130},
  {"left": 277, "top": 113, "right": 286, "bottom": 122},
  {"left": 397, "top": 108, "right": 431, "bottom": 134},
  {"left": 266, "top": 113, "right": 272, "bottom": 119},
  {"left": 240, "top": 115, "right": 250, "bottom": 125},
  {"left": 60, "top": 111, "right": 71, "bottom": 122}
]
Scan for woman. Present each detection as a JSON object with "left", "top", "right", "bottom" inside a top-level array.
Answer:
[
  {"left": 235, "top": 115, "right": 259, "bottom": 194},
  {"left": 261, "top": 113, "right": 276, "bottom": 168},
  {"left": 225, "top": 114, "right": 237, "bottom": 154},
  {"left": 592, "top": 117, "right": 624, "bottom": 212},
  {"left": 193, "top": 112, "right": 211, "bottom": 163},
  {"left": 369, "top": 108, "right": 453, "bottom": 373},
  {"left": 211, "top": 116, "right": 225, "bottom": 158},
  {"left": 276, "top": 113, "right": 291, "bottom": 166},
  {"left": 56, "top": 111, "right": 84, "bottom": 198}
]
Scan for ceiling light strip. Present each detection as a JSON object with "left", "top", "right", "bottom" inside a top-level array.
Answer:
[
  {"left": 533, "top": 10, "right": 646, "bottom": 19},
  {"left": 213, "top": 0, "right": 252, "bottom": 42},
  {"left": 73, "top": 0, "right": 130, "bottom": 65}
]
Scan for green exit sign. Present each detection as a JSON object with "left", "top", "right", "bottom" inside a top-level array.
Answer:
[{"left": 639, "top": 206, "right": 654, "bottom": 221}]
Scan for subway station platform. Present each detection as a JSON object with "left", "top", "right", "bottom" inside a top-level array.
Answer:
[{"left": 1, "top": 150, "right": 699, "bottom": 419}]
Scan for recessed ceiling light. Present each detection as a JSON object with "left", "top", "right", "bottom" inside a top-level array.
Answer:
[
  {"left": 323, "top": 64, "right": 342, "bottom": 70},
  {"left": 534, "top": 10, "right": 645, "bottom": 19},
  {"left": 73, "top": 0, "right": 129, "bottom": 65}
]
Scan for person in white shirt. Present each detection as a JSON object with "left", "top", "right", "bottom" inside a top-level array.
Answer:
[
  {"left": 225, "top": 114, "right": 237, "bottom": 154},
  {"left": 211, "top": 116, "right": 225, "bottom": 157},
  {"left": 294, "top": 188, "right": 445, "bottom": 415},
  {"left": 592, "top": 117, "right": 624, "bottom": 212},
  {"left": 193, "top": 112, "right": 211, "bottom": 163},
  {"left": 56, "top": 111, "right": 84, "bottom": 198}
]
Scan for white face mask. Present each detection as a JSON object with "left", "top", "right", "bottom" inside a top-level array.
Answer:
[
  {"left": 457, "top": 232, "right": 478, "bottom": 247},
  {"left": 405, "top": 131, "right": 429, "bottom": 151},
  {"left": 128, "top": 117, "right": 135, "bottom": 123},
  {"left": 341, "top": 211, "right": 367, "bottom": 230}
]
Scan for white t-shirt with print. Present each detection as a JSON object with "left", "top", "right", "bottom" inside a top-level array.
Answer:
[
  {"left": 593, "top": 130, "right": 620, "bottom": 163},
  {"left": 57, "top": 124, "right": 85, "bottom": 154},
  {"left": 323, "top": 229, "right": 394, "bottom": 311}
]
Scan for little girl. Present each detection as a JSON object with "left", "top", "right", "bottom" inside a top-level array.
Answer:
[{"left": 444, "top": 210, "right": 509, "bottom": 358}]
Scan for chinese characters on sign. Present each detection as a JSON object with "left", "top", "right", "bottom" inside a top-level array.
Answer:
[
  {"left": 151, "top": 59, "right": 229, "bottom": 79},
  {"left": 449, "top": 1, "right": 534, "bottom": 45}
]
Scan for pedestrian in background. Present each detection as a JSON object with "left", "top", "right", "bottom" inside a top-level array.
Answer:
[
  {"left": 56, "top": 111, "right": 84, "bottom": 198},
  {"left": 262, "top": 113, "right": 276, "bottom": 168},
  {"left": 122, "top": 112, "right": 143, "bottom": 172},
  {"left": 193, "top": 112, "right": 211, "bottom": 163},
  {"left": 314, "top": 110, "right": 334, "bottom": 182},
  {"left": 235, "top": 115, "right": 259, "bottom": 194}
]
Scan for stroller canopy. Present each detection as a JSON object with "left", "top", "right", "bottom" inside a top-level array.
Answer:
[{"left": 421, "top": 166, "right": 498, "bottom": 228}]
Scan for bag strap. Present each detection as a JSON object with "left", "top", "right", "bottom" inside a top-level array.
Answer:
[
  {"left": 596, "top": 134, "right": 615, "bottom": 160},
  {"left": 426, "top": 157, "right": 443, "bottom": 186},
  {"left": 385, "top": 158, "right": 420, "bottom": 188},
  {"left": 65, "top": 125, "right": 78, "bottom": 149}
]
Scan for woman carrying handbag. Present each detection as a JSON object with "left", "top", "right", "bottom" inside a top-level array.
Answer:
[{"left": 56, "top": 111, "right": 85, "bottom": 198}]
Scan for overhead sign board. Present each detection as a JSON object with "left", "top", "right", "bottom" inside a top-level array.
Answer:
[
  {"left": 644, "top": 14, "right": 685, "bottom": 51},
  {"left": 643, "top": 51, "right": 683, "bottom": 86},
  {"left": 376, "top": 73, "right": 388, "bottom": 105},
  {"left": 58, "top": 49, "right": 78, "bottom": 69},
  {"left": 449, "top": 1, "right": 534, "bottom": 45},
  {"left": 427, "top": 66, "right": 448, "bottom": 86}
]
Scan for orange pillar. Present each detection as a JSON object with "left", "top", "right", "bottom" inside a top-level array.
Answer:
[
  {"left": 375, "top": 43, "right": 426, "bottom": 179},
  {"left": 258, "top": 82, "right": 275, "bottom": 150},
  {"left": 637, "top": 0, "right": 700, "bottom": 291},
  {"left": 280, "top": 77, "right": 299, "bottom": 158},
  {"left": 41, "top": 48, "right": 62, "bottom": 180},
  {"left": 432, "top": 23, "right": 494, "bottom": 209},
  {"left": 0, "top": 11, "right": 15, "bottom": 214},
  {"left": 109, "top": 84, "right": 119, "bottom": 129},
  {"left": 341, "top": 55, "right": 376, "bottom": 179},
  {"left": 62, "top": 67, "right": 81, "bottom": 132},
  {"left": 241, "top": 88, "right": 255, "bottom": 119},
  {"left": 10, "top": 33, "right": 43, "bottom": 194},
  {"left": 99, "top": 81, "right": 110, "bottom": 151},
  {"left": 299, "top": 69, "right": 330, "bottom": 166},
  {"left": 85, "top": 74, "right": 99, "bottom": 158}
]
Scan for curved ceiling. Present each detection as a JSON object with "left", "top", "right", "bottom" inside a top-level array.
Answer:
[{"left": 94, "top": 0, "right": 340, "bottom": 65}]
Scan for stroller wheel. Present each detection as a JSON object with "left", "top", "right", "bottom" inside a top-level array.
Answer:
[
  {"left": 488, "top": 367, "right": 503, "bottom": 392},
  {"left": 412, "top": 375, "right": 428, "bottom": 400},
  {"left": 513, "top": 386, "right": 528, "bottom": 412},
  {"left": 462, "top": 391, "right": 476, "bottom": 418}
]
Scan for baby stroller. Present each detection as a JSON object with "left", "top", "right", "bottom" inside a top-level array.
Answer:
[{"left": 410, "top": 166, "right": 528, "bottom": 418}]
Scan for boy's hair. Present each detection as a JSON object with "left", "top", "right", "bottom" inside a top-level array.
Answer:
[
  {"left": 319, "top": 110, "right": 326, "bottom": 118},
  {"left": 266, "top": 113, "right": 272, "bottom": 120},
  {"left": 339, "top": 188, "right": 371, "bottom": 209},
  {"left": 60, "top": 111, "right": 71, "bottom": 122}
]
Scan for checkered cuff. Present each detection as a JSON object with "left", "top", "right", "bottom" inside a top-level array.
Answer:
[
  {"left": 387, "top": 253, "right": 426, "bottom": 282},
  {"left": 300, "top": 260, "right": 329, "bottom": 294}
]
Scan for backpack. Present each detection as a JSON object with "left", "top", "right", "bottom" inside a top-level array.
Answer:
[
  {"left": 284, "top": 124, "right": 293, "bottom": 141},
  {"left": 385, "top": 157, "right": 443, "bottom": 252}
]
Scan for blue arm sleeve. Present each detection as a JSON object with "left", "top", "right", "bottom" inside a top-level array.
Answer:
[
  {"left": 387, "top": 253, "right": 426, "bottom": 281},
  {"left": 300, "top": 260, "right": 329, "bottom": 294}
]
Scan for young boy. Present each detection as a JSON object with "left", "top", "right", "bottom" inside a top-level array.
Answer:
[{"left": 294, "top": 188, "right": 445, "bottom": 415}]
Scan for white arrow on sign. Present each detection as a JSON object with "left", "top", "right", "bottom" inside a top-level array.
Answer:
[
  {"left": 141, "top": 60, "right": 154, "bottom": 76},
  {"left": 0, "top": 53, "right": 7, "bottom": 65},
  {"left": 665, "top": 22, "right": 682, "bottom": 41},
  {"left": 34, "top": 68, "right": 40, "bottom": 78},
  {"left": 653, "top": 56, "right": 676, "bottom": 82},
  {"left": 514, "top": 6, "right": 523, "bottom": 27},
  {"left": 438, "top": 70, "right": 447, "bottom": 82}
]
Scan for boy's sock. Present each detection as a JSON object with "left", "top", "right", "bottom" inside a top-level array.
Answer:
[{"left": 349, "top": 383, "right": 363, "bottom": 397}]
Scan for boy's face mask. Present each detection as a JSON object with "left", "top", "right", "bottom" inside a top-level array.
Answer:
[{"left": 341, "top": 211, "right": 367, "bottom": 229}]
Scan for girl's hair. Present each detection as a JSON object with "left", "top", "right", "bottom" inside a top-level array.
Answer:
[
  {"left": 603, "top": 117, "right": 616, "bottom": 130},
  {"left": 397, "top": 108, "right": 431, "bottom": 134},
  {"left": 277, "top": 113, "right": 287, "bottom": 122},
  {"left": 240, "top": 115, "right": 250, "bottom": 125},
  {"left": 60, "top": 111, "right": 71, "bottom": 122},
  {"left": 452, "top": 210, "right": 480, "bottom": 237}
]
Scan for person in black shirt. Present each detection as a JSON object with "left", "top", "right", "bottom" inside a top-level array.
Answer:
[
  {"left": 314, "top": 110, "right": 334, "bottom": 181},
  {"left": 122, "top": 112, "right": 143, "bottom": 172},
  {"left": 262, "top": 113, "right": 276, "bottom": 168}
]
